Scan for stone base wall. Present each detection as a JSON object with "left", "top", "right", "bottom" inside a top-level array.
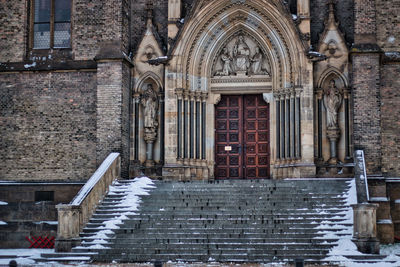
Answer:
[
  {"left": 0, "top": 71, "right": 97, "bottom": 181},
  {"left": 0, "top": 183, "right": 83, "bottom": 248}
]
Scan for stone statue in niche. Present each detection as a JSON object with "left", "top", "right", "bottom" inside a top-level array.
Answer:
[
  {"left": 233, "top": 35, "right": 251, "bottom": 73},
  {"left": 250, "top": 46, "right": 269, "bottom": 75},
  {"left": 216, "top": 47, "right": 233, "bottom": 76},
  {"left": 323, "top": 79, "right": 343, "bottom": 128},
  {"left": 141, "top": 83, "right": 159, "bottom": 129}
]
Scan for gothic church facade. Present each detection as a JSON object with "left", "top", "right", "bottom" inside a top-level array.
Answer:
[{"left": 0, "top": 1, "right": 399, "bottom": 184}]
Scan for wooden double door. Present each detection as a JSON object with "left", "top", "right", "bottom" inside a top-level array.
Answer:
[{"left": 215, "top": 95, "right": 270, "bottom": 179}]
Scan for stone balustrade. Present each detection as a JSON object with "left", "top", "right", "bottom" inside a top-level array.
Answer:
[
  {"left": 55, "top": 153, "right": 121, "bottom": 252},
  {"left": 352, "top": 149, "right": 379, "bottom": 254}
]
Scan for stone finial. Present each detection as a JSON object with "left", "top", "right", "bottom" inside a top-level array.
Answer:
[{"left": 146, "top": 0, "right": 154, "bottom": 21}]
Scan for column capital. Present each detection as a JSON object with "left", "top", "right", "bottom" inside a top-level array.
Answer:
[
  {"left": 201, "top": 92, "right": 208, "bottom": 102},
  {"left": 195, "top": 91, "right": 202, "bottom": 101},
  {"left": 189, "top": 91, "right": 196, "bottom": 101},
  {"left": 175, "top": 88, "right": 184, "bottom": 99}
]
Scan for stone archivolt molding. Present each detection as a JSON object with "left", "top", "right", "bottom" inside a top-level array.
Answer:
[{"left": 172, "top": 0, "right": 305, "bottom": 93}]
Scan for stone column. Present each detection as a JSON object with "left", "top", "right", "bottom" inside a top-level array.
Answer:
[
  {"left": 326, "top": 127, "right": 341, "bottom": 164},
  {"left": 351, "top": 203, "right": 380, "bottom": 254},
  {"left": 315, "top": 90, "right": 322, "bottom": 160}
]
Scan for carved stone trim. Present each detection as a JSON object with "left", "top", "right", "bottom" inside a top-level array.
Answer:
[
  {"left": 184, "top": 2, "right": 295, "bottom": 91},
  {"left": 175, "top": 88, "right": 184, "bottom": 99}
]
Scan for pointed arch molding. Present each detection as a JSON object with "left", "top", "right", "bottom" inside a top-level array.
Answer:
[
  {"left": 317, "top": 67, "right": 349, "bottom": 89},
  {"left": 173, "top": 0, "right": 306, "bottom": 91},
  {"left": 135, "top": 71, "right": 163, "bottom": 92}
]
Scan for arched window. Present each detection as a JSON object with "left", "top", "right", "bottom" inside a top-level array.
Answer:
[{"left": 30, "top": 0, "right": 71, "bottom": 49}]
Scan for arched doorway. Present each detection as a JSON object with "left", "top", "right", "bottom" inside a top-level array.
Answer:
[{"left": 215, "top": 94, "right": 270, "bottom": 179}]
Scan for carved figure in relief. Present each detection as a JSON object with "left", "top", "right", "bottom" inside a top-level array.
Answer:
[
  {"left": 216, "top": 47, "right": 233, "bottom": 76},
  {"left": 141, "top": 84, "right": 159, "bottom": 129},
  {"left": 250, "top": 46, "right": 269, "bottom": 75},
  {"left": 140, "top": 46, "right": 156, "bottom": 63},
  {"left": 323, "top": 79, "right": 343, "bottom": 128},
  {"left": 233, "top": 35, "right": 251, "bottom": 72}
]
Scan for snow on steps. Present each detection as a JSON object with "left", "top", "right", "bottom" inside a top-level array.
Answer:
[{"left": 40, "top": 178, "right": 400, "bottom": 265}]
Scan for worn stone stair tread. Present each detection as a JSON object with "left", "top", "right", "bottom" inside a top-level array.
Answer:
[
  {"left": 41, "top": 252, "right": 98, "bottom": 258},
  {"left": 44, "top": 179, "right": 360, "bottom": 264}
]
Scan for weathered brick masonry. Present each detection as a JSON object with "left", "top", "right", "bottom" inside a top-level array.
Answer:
[
  {"left": 351, "top": 53, "right": 382, "bottom": 174},
  {"left": 0, "top": 0, "right": 400, "bottom": 181},
  {"left": 376, "top": 0, "right": 400, "bottom": 50},
  {"left": 0, "top": 1, "right": 27, "bottom": 62},
  {"left": 73, "top": 0, "right": 127, "bottom": 60},
  {"left": 0, "top": 71, "right": 97, "bottom": 181},
  {"left": 376, "top": 0, "right": 400, "bottom": 177},
  {"left": 95, "top": 60, "right": 131, "bottom": 178},
  {"left": 381, "top": 64, "right": 400, "bottom": 176}
]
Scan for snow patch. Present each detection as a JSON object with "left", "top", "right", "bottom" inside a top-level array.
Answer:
[
  {"left": 0, "top": 249, "right": 53, "bottom": 265},
  {"left": 85, "top": 177, "right": 155, "bottom": 247},
  {"left": 24, "top": 62, "right": 37, "bottom": 68},
  {"left": 370, "top": 197, "right": 388, "bottom": 202},
  {"left": 377, "top": 219, "right": 393, "bottom": 224},
  {"left": 0, "top": 201, "right": 8, "bottom": 205},
  {"left": 0, "top": 221, "right": 7, "bottom": 225},
  {"left": 71, "top": 153, "right": 120, "bottom": 205}
]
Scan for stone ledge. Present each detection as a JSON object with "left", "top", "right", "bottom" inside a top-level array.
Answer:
[
  {"left": 0, "top": 60, "right": 97, "bottom": 72},
  {"left": 350, "top": 43, "right": 383, "bottom": 54}
]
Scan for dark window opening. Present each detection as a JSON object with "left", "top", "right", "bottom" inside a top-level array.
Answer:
[
  {"left": 35, "top": 191, "right": 54, "bottom": 202},
  {"left": 31, "top": 0, "right": 71, "bottom": 49},
  {"left": 289, "top": 0, "right": 297, "bottom": 15}
]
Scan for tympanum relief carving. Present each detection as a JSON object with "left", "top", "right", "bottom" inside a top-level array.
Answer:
[{"left": 213, "top": 35, "right": 270, "bottom": 77}]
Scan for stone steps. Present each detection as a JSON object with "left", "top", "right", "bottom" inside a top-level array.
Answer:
[{"left": 40, "top": 178, "right": 387, "bottom": 265}]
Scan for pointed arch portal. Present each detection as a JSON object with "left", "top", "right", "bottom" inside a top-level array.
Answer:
[{"left": 162, "top": 0, "right": 316, "bottom": 180}]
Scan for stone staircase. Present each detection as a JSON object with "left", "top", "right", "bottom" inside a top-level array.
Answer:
[{"left": 40, "top": 178, "right": 394, "bottom": 265}]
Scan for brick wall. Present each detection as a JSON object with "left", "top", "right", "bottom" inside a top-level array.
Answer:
[
  {"left": 0, "top": 0, "right": 129, "bottom": 62},
  {"left": 0, "top": 1, "right": 27, "bottom": 62},
  {"left": 96, "top": 61, "right": 131, "bottom": 178},
  {"left": 354, "top": 0, "right": 377, "bottom": 43},
  {"left": 376, "top": 0, "right": 400, "bottom": 51},
  {"left": 351, "top": 54, "right": 382, "bottom": 174},
  {"left": 73, "top": 0, "right": 126, "bottom": 60},
  {"left": 0, "top": 71, "right": 97, "bottom": 181},
  {"left": 381, "top": 64, "right": 400, "bottom": 176}
]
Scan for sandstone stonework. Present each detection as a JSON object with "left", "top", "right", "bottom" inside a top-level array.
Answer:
[{"left": 0, "top": 0, "right": 398, "bottom": 181}]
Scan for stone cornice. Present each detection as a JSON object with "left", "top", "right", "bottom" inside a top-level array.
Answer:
[{"left": 0, "top": 60, "right": 97, "bottom": 73}]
